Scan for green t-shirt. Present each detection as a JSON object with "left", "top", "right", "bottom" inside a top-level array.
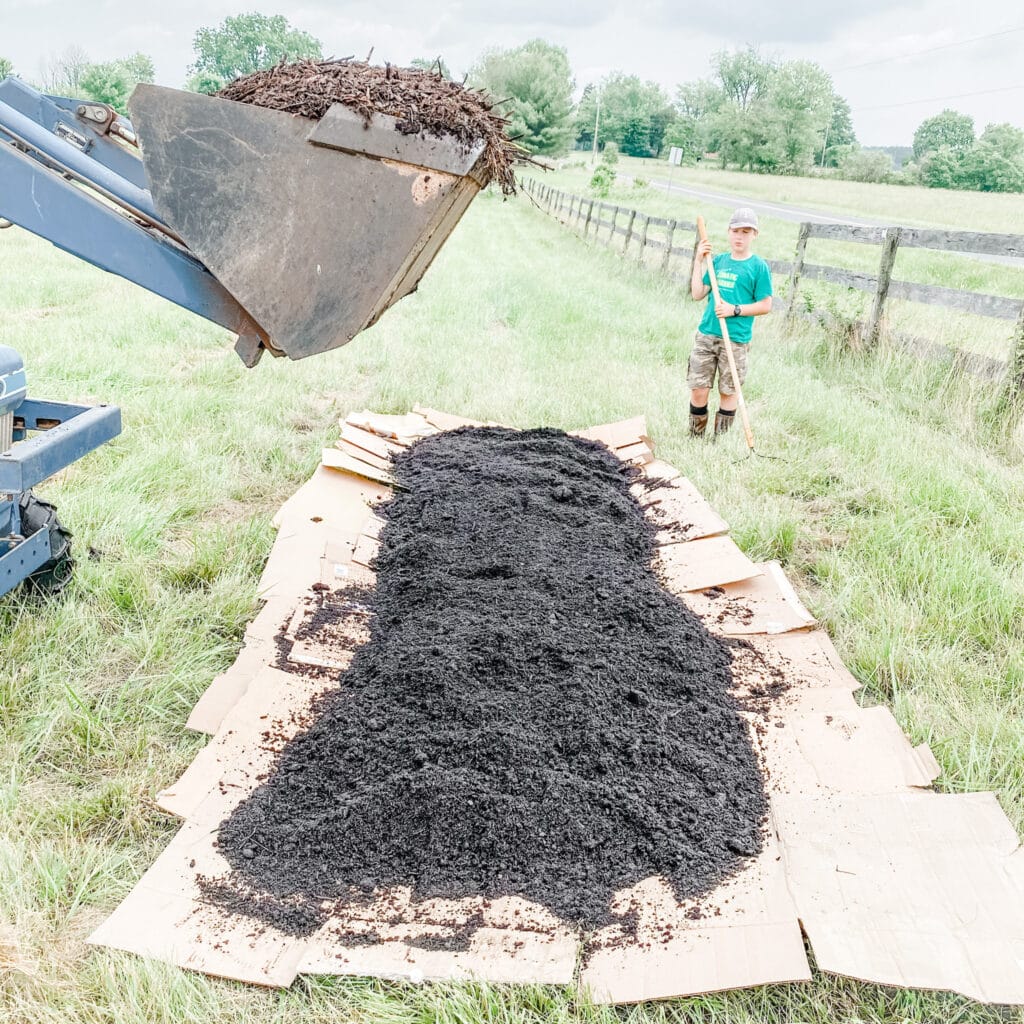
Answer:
[{"left": 698, "top": 253, "right": 773, "bottom": 344}]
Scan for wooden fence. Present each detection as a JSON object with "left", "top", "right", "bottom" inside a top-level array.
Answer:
[
  {"left": 522, "top": 176, "right": 1024, "bottom": 401},
  {"left": 521, "top": 176, "right": 700, "bottom": 280}
]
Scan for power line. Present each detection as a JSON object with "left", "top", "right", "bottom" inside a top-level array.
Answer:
[
  {"left": 853, "top": 83, "right": 1024, "bottom": 112},
  {"left": 833, "top": 24, "right": 1024, "bottom": 73}
]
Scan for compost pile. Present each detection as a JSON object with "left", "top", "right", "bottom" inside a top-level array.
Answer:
[
  {"left": 214, "top": 428, "right": 767, "bottom": 935},
  {"left": 216, "top": 59, "right": 523, "bottom": 194}
]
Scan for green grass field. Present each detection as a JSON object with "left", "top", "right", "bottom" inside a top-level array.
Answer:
[{"left": 1, "top": 182, "right": 1023, "bottom": 1023}]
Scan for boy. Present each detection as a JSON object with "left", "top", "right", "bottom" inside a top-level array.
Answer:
[{"left": 688, "top": 207, "right": 773, "bottom": 437}]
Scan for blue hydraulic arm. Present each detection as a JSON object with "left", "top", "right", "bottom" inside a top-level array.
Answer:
[{"left": 0, "top": 77, "right": 266, "bottom": 349}]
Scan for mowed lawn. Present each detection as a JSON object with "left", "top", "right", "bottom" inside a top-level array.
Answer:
[{"left": 1, "top": 183, "right": 1023, "bottom": 1024}]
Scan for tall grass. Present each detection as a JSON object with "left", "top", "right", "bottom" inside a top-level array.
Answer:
[{"left": 1, "top": 187, "right": 1022, "bottom": 1023}]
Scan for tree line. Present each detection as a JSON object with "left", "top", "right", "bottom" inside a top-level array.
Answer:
[{"left": 2, "top": 16, "right": 1021, "bottom": 194}]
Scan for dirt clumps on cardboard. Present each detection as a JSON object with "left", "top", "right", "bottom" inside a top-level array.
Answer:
[
  {"left": 216, "top": 59, "right": 525, "bottom": 194},
  {"left": 210, "top": 427, "right": 768, "bottom": 936}
]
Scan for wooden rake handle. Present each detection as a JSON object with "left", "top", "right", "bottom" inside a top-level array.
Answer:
[{"left": 696, "top": 216, "right": 755, "bottom": 452}]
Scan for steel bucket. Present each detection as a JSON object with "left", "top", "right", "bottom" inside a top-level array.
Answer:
[{"left": 129, "top": 85, "right": 487, "bottom": 362}]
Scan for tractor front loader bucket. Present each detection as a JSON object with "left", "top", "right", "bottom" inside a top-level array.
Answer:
[{"left": 128, "top": 85, "right": 487, "bottom": 362}]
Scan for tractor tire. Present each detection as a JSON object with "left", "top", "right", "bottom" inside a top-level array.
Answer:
[{"left": 18, "top": 492, "right": 74, "bottom": 594}]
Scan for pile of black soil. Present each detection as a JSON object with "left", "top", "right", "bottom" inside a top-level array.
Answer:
[
  {"left": 216, "top": 59, "right": 528, "bottom": 194},
  {"left": 212, "top": 427, "right": 767, "bottom": 935}
]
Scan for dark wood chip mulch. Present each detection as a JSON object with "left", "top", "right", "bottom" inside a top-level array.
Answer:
[{"left": 216, "top": 59, "right": 529, "bottom": 194}]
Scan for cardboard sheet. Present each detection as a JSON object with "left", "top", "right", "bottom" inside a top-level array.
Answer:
[
  {"left": 189, "top": 468, "right": 389, "bottom": 735},
  {"left": 775, "top": 791, "right": 1024, "bottom": 1004},
  {"left": 298, "top": 892, "right": 579, "bottom": 986},
  {"left": 413, "top": 405, "right": 488, "bottom": 431},
  {"left": 633, "top": 475, "right": 729, "bottom": 545},
  {"left": 340, "top": 422, "right": 407, "bottom": 460},
  {"left": 284, "top": 588, "right": 372, "bottom": 673},
  {"left": 346, "top": 409, "right": 436, "bottom": 444},
  {"left": 581, "top": 835, "right": 811, "bottom": 1003},
  {"left": 656, "top": 536, "right": 761, "bottom": 592},
  {"left": 572, "top": 415, "right": 648, "bottom": 452},
  {"left": 684, "top": 561, "right": 816, "bottom": 635},
  {"left": 336, "top": 438, "right": 393, "bottom": 473},
  {"left": 640, "top": 459, "right": 681, "bottom": 484},
  {"left": 322, "top": 446, "right": 396, "bottom": 486},
  {"left": 162, "top": 665, "right": 333, "bottom": 819}
]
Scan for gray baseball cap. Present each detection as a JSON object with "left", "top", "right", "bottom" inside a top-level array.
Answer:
[{"left": 729, "top": 207, "right": 759, "bottom": 230}]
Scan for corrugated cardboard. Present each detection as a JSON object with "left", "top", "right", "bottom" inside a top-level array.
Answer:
[
  {"left": 92, "top": 416, "right": 1024, "bottom": 1007},
  {"left": 322, "top": 446, "right": 396, "bottom": 486},
  {"left": 413, "top": 405, "right": 488, "bottom": 431},
  {"left": 340, "top": 422, "right": 407, "bottom": 460},
  {"left": 572, "top": 415, "right": 648, "bottom": 452},
  {"left": 684, "top": 561, "right": 816, "bottom": 635},
  {"left": 188, "top": 468, "right": 388, "bottom": 735},
  {"left": 346, "top": 410, "right": 437, "bottom": 443},
  {"left": 633, "top": 475, "right": 729, "bottom": 545},
  {"left": 336, "top": 438, "right": 394, "bottom": 473},
  {"left": 580, "top": 836, "right": 811, "bottom": 1003},
  {"left": 774, "top": 791, "right": 1024, "bottom": 1004},
  {"left": 655, "top": 536, "right": 761, "bottom": 592}
]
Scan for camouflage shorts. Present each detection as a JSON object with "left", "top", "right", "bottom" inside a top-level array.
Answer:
[{"left": 686, "top": 332, "right": 749, "bottom": 395}]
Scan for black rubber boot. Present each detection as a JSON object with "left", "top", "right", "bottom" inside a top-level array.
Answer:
[
  {"left": 714, "top": 411, "right": 735, "bottom": 436},
  {"left": 689, "top": 412, "right": 708, "bottom": 437}
]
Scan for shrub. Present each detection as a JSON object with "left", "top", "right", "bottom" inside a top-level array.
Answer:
[{"left": 589, "top": 163, "right": 615, "bottom": 197}]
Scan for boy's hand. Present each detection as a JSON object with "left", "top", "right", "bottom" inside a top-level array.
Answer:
[
  {"left": 696, "top": 239, "right": 713, "bottom": 261},
  {"left": 714, "top": 300, "right": 732, "bottom": 319}
]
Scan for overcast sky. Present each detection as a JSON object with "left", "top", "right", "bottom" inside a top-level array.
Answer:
[{"left": 2, "top": 1, "right": 1021, "bottom": 147}]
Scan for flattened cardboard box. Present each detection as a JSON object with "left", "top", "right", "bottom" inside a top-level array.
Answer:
[{"left": 93, "top": 413, "right": 1024, "bottom": 1006}]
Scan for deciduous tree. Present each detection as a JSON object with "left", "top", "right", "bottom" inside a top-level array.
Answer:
[
  {"left": 190, "top": 13, "right": 322, "bottom": 87},
  {"left": 80, "top": 52, "right": 155, "bottom": 114},
  {"left": 912, "top": 109, "right": 974, "bottom": 161},
  {"left": 38, "top": 46, "right": 90, "bottom": 95},
  {"left": 575, "top": 73, "right": 674, "bottom": 157},
  {"left": 0, "top": 57, "right": 14, "bottom": 79},
  {"left": 711, "top": 47, "right": 773, "bottom": 112},
  {"left": 470, "top": 40, "right": 575, "bottom": 156},
  {"left": 815, "top": 95, "right": 856, "bottom": 167},
  {"left": 959, "top": 123, "right": 1024, "bottom": 192}
]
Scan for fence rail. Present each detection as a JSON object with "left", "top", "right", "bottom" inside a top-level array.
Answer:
[{"left": 522, "top": 176, "right": 1024, "bottom": 402}]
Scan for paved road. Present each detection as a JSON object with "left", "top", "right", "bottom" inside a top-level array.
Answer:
[{"left": 621, "top": 172, "right": 1022, "bottom": 266}]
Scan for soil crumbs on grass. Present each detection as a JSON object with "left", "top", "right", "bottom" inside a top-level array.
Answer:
[
  {"left": 209, "top": 427, "right": 768, "bottom": 939},
  {"left": 216, "top": 59, "right": 526, "bottom": 194}
]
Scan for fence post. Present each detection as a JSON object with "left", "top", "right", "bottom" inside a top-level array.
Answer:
[
  {"left": 607, "top": 207, "right": 618, "bottom": 246},
  {"left": 688, "top": 231, "right": 701, "bottom": 289},
  {"left": 584, "top": 199, "right": 594, "bottom": 238},
  {"left": 622, "top": 209, "right": 637, "bottom": 256},
  {"left": 637, "top": 215, "right": 650, "bottom": 263},
  {"left": 999, "top": 302, "right": 1024, "bottom": 411},
  {"left": 866, "top": 227, "right": 902, "bottom": 347},
  {"left": 661, "top": 220, "right": 677, "bottom": 275},
  {"left": 787, "top": 222, "right": 812, "bottom": 322}
]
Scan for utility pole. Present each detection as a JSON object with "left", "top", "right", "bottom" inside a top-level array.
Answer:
[
  {"left": 820, "top": 103, "right": 834, "bottom": 169},
  {"left": 591, "top": 82, "right": 602, "bottom": 165}
]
